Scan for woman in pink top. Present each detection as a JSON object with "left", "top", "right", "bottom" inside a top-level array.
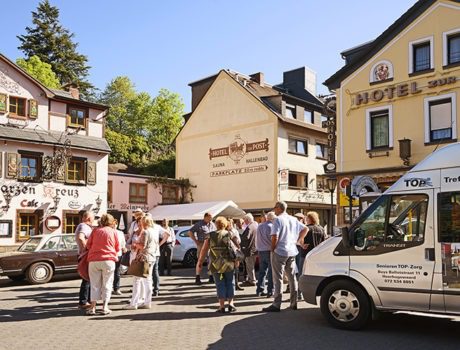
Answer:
[{"left": 85, "top": 214, "right": 120, "bottom": 315}]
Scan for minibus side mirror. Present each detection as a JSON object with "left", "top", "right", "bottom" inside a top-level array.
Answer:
[{"left": 341, "top": 226, "right": 351, "bottom": 248}]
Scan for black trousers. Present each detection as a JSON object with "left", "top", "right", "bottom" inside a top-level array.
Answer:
[
  {"left": 160, "top": 243, "right": 174, "bottom": 275},
  {"left": 113, "top": 256, "right": 122, "bottom": 291},
  {"left": 79, "top": 279, "right": 90, "bottom": 305}
]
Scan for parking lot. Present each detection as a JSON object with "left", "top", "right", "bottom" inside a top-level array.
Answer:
[{"left": 0, "top": 267, "right": 459, "bottom": 350}]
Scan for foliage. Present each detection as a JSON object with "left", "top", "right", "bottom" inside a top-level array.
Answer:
[
  {"left": 105, "top": 129, "right": 151, "bottom": 167},
  {"left": 99, "top": 76, "right": 185, "bottom": 170},
  {"left": 147, "top": 174, "right": 195, "bottom": 203},
  {"left": 17, "top": 0, "right": 94, "bottom": 98},
  {"left": 16, "top": 55, "right": 61, "bottom": 89}
]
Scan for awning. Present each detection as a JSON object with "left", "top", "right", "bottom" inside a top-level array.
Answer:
[{"left": 148, "top": 201, "right": 246, "bottom": 221}]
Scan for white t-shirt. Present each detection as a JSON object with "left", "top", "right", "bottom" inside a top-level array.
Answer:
[
  {"left": 115, "top": 229, "right": 126, "bottom": 256},
  {"left": 75, "top": 223, "right": 92, "bottom": 254}
]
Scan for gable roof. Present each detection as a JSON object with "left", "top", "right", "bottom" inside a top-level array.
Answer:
[
  {"left": 0, "top": 53, "right": 107, "bottom": 110},
  {"left": 324, "top": 0, "right": 459, "bottom": 90}
]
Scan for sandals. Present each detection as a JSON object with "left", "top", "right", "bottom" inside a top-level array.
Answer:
[
  {"left": 100, "top": 309, "right": 112, "bottom": 315},
  {"left": 86, "top": 309, "right": 96, "bottom": 316},
  {"left": 216, "top": 307, "right": 226, "bottom": 314}
]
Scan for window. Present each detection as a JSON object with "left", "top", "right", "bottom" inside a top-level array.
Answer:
[
  {"left": 409, "top": 37, "right": 433, "bottom": 74},
  {"left": 413, "top": 42, "right": 431, "bottom": 72},
  {"left": 19, "top": 154, "right": 41, "bottom": 181},
  {"left": 288, "top": 172, "right": 308, "bottom": 189},
  {"left": 129, "top": 183, "right": 147, "bottom": 203},
  {"left": 448, "top": 34, "right": 460, "bottom": 65},
  {"left": 68, "top": 106, "right": 87, "bottom": 128},
  {"left": 316, "top": 175, "right": 326, "bottom": 191},
  {"left": 64, "top": 213, "right": 81, "bottom": 234},
  {"left": 41, "top": 236, "right": 65, "bottom": 251},
  {"left": 439, "top": 192, "right": 460, "bottom": 243},
  {"left": 9, "top": 96, "right": 26, "bottom": 117},
  {"left": 424, "top": 93, "right": 456, "bottom": 143},
  {"left": 288, "top": 137, "right": 307, "bottom": 155},
  {"left": 370, "top": 110, "right": 389, "bottom": 149},
  {"left": 66, "top": 158, "right": 85, "bottom": 183},
  {"left": 320, "top": 115, "right": 328, "bottom": 126},
  {"left": 18, "top": 213, "right": 40, "bottom": 240},
  {"left": 429, "top": 98, "right": 452, "bottom": 141},
  {"left": 316, "top": 143, "right": 327, "bottom": 159},
  {"left": 285, "top": 104, "right": 296, "bottom": 119},
  {"left": 304, "top": 109, "right": 313, "bottom": 124},
  {"left": 108, "top": 181, "right": 113, "bottom": 203},
  {"left": 352, "top": 194, "right": 428, "bottom": 253}
]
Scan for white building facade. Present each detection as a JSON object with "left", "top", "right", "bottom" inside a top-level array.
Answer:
[{"left": 0, "top": 54, "right": 110, "bottom": 250}]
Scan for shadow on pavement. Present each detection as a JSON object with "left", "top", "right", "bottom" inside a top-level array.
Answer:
[{"left": 207, "top": 309, "right": 459, "bottom": 350}]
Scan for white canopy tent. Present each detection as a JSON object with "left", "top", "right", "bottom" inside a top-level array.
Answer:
[{"left": 148, "top": 201, "right": 246, "bottom": 221}]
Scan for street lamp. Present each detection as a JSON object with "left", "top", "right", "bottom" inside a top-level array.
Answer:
[{"left": 326, "top": 177, "right": 337, "bottom": 236}]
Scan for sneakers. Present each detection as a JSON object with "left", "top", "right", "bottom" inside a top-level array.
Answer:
[
  {"left": 123, "top": 304, "right": 138, "bottom": 310},
  {"left": 113, "top": 290, "right": 123, "bottom": 296},
  {"left": 262, "top": 305, "right": 280, "bottom": 312},
  {"left": 101, "top": 309, "right": 112, "bottom": 315},
  {"left": 138, "top": 304, "right": 151, "bottom": 310}
]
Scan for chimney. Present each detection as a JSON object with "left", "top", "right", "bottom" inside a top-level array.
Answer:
[
  {"left": 250, "top": 72, "right": 264, "bottom": 87},
  {"left": 62, "top": 83, "right": 80, "bottom": 100},
  {"left": 283, "top": 67, "right": 317, "bottom": 95}
]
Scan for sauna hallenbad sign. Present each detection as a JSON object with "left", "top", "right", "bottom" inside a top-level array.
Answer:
[{"left": 209, "top": 135, "right": 270, "bottom": 177}]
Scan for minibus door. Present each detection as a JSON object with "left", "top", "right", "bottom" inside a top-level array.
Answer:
[
  {"left": 349, "top": 192, "right": 435, "bottom": 310},
  {"left": 438, "top": 190, "right": 460, "bottom": 313}
]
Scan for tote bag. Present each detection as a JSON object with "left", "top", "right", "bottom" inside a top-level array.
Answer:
[{"left": 77, "top": 250, "right": 90, "bottom": 281}]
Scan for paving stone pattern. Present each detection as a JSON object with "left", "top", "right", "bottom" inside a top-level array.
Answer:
[{"left": 0, "top": 268, "right": 458, "bottom": 350}]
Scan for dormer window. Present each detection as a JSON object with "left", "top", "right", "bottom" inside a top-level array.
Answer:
[
  {"left": 285, "top": 104, "right": 296, "bottom": 119},
  {"left": 9, "top": 96, "right": 26, "bottom": 117},
  {"left": 68, "top": 106, "right": 87, "bottom": 128}
]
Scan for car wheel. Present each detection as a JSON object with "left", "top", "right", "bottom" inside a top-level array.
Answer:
[
  {"left": 8, "top": 274, "right": 26, "bottom": 282},
  {"left": 26, "top": 262, "right": 54, "bottom": 284},
  {"left": 320, "top": 279, "right": 371, "bottom": 330},
  {"left": 182, "top": 249, "right": 197, "bottom": 268}
]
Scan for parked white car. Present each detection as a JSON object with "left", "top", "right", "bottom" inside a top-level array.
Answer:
[{"left": 172, "top": 226, "right": 198, "bottom": 267}]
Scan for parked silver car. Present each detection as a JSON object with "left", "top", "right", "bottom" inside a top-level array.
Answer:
[{"left": 172, "top": 226, "right": 198, "bottom": 267}]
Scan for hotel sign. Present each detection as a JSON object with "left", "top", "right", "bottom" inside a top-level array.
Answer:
[
  {"left": 209, "top": 135, "right": 269, "bottom": 163},
  {"left": 209, "top": 135, "right": 270, "bottom": 177},
  {"left": 353, "top": 76, "right": 457, "bottom": 106}
]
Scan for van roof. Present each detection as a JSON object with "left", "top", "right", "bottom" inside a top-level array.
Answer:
[{"left": 410, "top": 142, "right": 460, "bottom": 172}]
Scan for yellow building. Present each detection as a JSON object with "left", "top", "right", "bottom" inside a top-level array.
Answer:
[
  {"left": 176, "top": 68, "right": 335, "bottom": 223},
  {"left": 324, "top": 0, "right": 460, "bottom": 224}
]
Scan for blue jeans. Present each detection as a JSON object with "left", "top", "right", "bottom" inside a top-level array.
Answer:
[
  {"left": 151, "top": 256, "right": 160, "bottom": 292},
  {"left": 79, "top": 279, "right": 90, "bottom": 305},
  {"left": 257, "top": 251, "right": 273, "bottom": 294},
  {"left": 213, "top": 271, "right": 235, "bottom": 300}
]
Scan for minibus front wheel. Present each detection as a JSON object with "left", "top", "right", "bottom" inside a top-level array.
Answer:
[{"left": 320, "top": 279, "right": 371, "bottom": 330}]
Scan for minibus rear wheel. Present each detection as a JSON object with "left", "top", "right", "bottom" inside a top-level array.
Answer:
[{"left": 320, "top": 279, "right": 371, "bottom": 330}]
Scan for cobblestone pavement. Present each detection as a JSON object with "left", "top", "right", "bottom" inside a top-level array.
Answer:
[{"left": 0, "top": 267, "right": 458, "bottom": 350}]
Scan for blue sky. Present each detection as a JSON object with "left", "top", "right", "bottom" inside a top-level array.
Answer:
[{"left": 2, "top": 0, "right": 417, "bottom": 111}]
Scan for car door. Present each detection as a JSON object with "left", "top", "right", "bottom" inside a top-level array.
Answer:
[
  {"left": 438, "top": 188, "right": 460, "bottom": 314},
  {"left": 349, "top": 190, "right": 436, "bottom": 311},
  {"left": 58, "top": 235, "right": 78, "bottom": 271}
]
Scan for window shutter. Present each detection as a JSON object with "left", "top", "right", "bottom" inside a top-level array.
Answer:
[
  {"left": 430, "top": 100, "right": 451, "bottom": 130},
  {"left": 0, "top": 93, "right": 6, "bottom": 113},
  {"left": 6, "top": 153, "right": 19, "bottom": 179},
  {"left": 29, "top": 99, "right": 38, "bottom": 119},
  {"left": 86, "top": 160, "right": 97, "bottom": 185}
]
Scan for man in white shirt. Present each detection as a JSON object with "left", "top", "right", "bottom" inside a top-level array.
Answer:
[
  {"left": 75, "top": 211, "right": 94, "bottom": 309},
  {"left": 263, "top": 201, "right": 307, "bottom": 312}
]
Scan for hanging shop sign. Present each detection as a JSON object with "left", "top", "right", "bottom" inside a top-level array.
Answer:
[
  {"left": 353, "top": 76, "right": 457, "bottom": 106},
  {"left": 322, "top": 117, "right": 337, "bottom": 173},
  {"left": 68, "top": 200, "right": 82, "bottom": 210}
]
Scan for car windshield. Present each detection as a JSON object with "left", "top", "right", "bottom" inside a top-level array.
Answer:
[{"left": 18, "top": 237, "right": 42, "bottom": 252}]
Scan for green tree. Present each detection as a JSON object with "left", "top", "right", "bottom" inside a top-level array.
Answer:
[
  {"left": 100, "top": 77, "right": 184, "bottom": 171},
  {"left": 17, "top": 0, "right": 93, "bottom": 98},
  {"left": 16, "top": 55, "right": 61, "bottom": 89},
  {"left": 99, "top": 76, "right": 137, "bottom": 132}
]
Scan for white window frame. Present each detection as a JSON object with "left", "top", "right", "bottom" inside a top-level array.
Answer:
[
  {"left": 443, "top": 27, "right": 460, "bottom": 66},
  {"left": 408, "top": 36, "right": 434, "bottom": 74},
  {"left": 424, "top": 92, "right": 457, "bottom": 143},
  {"left": 365, "top": 105, "right": 393, "bottom": 151}
]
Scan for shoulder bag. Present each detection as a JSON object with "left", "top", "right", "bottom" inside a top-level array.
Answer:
[{"left": 126, "top": 253, "right": 150, "bottom": 278}]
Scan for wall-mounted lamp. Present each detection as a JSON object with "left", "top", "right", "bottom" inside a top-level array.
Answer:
[
  {"left": 1, "top": 191, "right": 12, "bottom": 212},
  {"left": 399, "top": 138, "right": 412, "bottom": 166},
  {"left": 93, "top": 195, "right": 102, "bottom": 214}
]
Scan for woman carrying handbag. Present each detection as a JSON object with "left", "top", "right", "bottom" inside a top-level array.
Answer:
[{"left": 124, "top": 215, "right": 169, "bottom": 310}]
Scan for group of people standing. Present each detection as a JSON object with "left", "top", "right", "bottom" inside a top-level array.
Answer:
[
  {"left": 75, "top": 209, "right": 176, "bottom": 315},
  {"left": 75, "top": 201, "right": 326, "bottom": 315},
  {"left": 190, "top": 201, "right": 327, "bottom": 313}
]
